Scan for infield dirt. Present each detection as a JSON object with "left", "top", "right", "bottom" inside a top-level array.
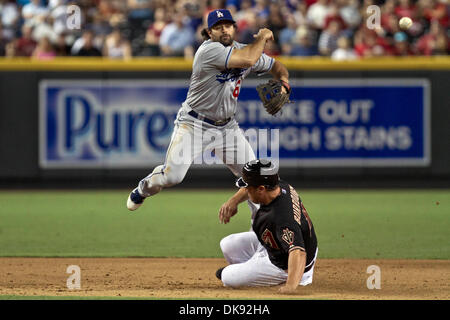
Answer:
[{"left": 0, "top": 258, "right": 448, "bottom": 300}]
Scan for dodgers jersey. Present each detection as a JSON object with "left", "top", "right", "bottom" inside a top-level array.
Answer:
[
  {"left": 182, "top": 39, "right": 274, "bottom": 122},
  {"left": 252, "top": 180, "right": 318, "bottom": 271}
]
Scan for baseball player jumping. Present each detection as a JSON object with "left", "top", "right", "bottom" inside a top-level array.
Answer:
[
  {"left": 127, "top": 9, "right": 290, "bottom": 211},
  {"left": 216, "top": 159, "right": 318, "bottom": 294}
]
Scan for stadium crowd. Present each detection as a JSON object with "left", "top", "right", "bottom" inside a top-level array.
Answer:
[{"left": 0, "top": 0, "right": 448, "bottom": 60}]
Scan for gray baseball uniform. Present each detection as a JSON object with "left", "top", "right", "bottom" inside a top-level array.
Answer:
[
  {"left": 182, "top": 39, "right": 274, "bottom": 121},
  {"left": 137, "top": 39, "right": 274, "bottom": 198}
]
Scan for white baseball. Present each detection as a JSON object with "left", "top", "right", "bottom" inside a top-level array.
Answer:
[{"left": 399, "top": 17, "right": 413, "bottom": 30}]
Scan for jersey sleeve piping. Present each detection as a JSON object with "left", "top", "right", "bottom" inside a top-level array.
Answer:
[
  {"left": 289, "top": 246, "right": 305, "bottom": 253},
  {"left": 254, "top": 56, "right": 274, "bottom": 76},
  {"left": 266, "top": 57, "right": 274, "bottom": 73}
]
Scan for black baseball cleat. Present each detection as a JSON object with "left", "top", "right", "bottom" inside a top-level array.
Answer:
[
  {"left": 215, "top": 267, "right": 225, "bottom": 280},
  {"left": 127, "top": 188, "right": 146, "bottom": 211}
]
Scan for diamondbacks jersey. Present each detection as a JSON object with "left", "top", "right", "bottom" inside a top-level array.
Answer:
[
  {"left": 182, "top": 39, "right": 274, "bottom": 121},
  {"left": 252, "top": 180, "right": 318, "bottom": 270}
]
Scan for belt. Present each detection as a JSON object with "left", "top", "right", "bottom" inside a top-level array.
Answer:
[{"left": 188, "top": 110, "right": 231, "bottom": 126}]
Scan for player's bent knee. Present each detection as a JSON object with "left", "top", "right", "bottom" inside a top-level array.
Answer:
[
  {"left": 159, "top": 166, "right": 186, "bottom": 187},
  {"left": 219, "top": 234, "right": 238, "bottom": 257},
  {"left": 220, "top": 266, "right": 246, "bottom": 288},
  {"left": 219, "top": 236, "right": 229, "bottom": 254}
]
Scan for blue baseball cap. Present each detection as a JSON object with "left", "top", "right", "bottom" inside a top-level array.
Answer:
[{"left": 207, "top": 9, "right": 236, "bottom": 29}]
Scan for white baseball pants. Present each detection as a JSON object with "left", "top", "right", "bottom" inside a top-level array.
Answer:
[
  {"left": 138, "top": 109, "right": 256, "bottom": 197},
  {"left": 219, "top": 231, "right": 317, "bottom": 287}
]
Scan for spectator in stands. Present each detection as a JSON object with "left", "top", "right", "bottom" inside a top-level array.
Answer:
[
  {"left": 331, "top": 35, "right": 358, "bottom": 60},
  {"left": 75, "top": 30, "right": 102, "bottom": 56},
  {"left": 382, "top": 12, "right": 402, "bottom": 36},
  {"left": 22, "top": 0, "right": 49, "bottom": 26},
  {"left": 71, "top": 30, "right": 94, "bottom": 56},
  {"left": 48, "top": 0, "right": 64, "bottom": 9},
  {"left": 395, "top": 0, "right": 417, "bottom": 19},
  {"left": 31, "top": 13, "right": 58, "bottom": 43},
  {"left": 127, "top": 0, "right": 152, "bottom": 22},
  {"left": 206, "top": 0, "right": 225, "bottom": 12},
  {"left": 381, "top": 0, "right": 397, "bottom": 28},
  {"left": 15, "top": 23, "right": 37, "bottom": 56},
  {"left": 354, "top": 27, "right": 394, "bottom": 57},
  {"left": 323, "top": 3, "right": 347, "bottom": 33},
  {"left": 416, "top": 20, "right": 449, "bottom": 55},
  {"left": 159, "top": 10, "right": 195, "bottom": 58},
  {"left": 431, "top": 32, "right": 449, "bottom": 56},
  {"left": 32, "top": 36, "right": 56, "bottom": 60},
  {"left": 338, "top": 0, "right": 361, "bottom": 29},
  {"left": 17, "top": 0, "right": 31, "bottom": 6},
  {"left": 97, "top": 0, "right": 126, "bottom": 28},
  {"left": 307, "top": 0, "right": 331, "bottom": 30},
  {"left": 1, "top": 0, "right": 447, "bottom": 59},
  {"left": 253, "top": 0, "right": 270, "bottom": 27},
  {"left": 279, "top": 14, "right": 298, "bottom": 55},
  {"left": 237, "top": 10, "right": 259, "bottom": 44},
  {"left": 0, "top": 23, "right": 6, "bottom": 56},
  {"left": 54, "top": 33, "right": 71, "bottom": 56},
  {"left": 290, "top": 26, "right": 318, "bottom": 56},
  {"left": 226, "top": 0, "right": 239, "bottom": 15},
  {"left": 318, "top": 19, "right": 344, "bottom": 56},
  {"left": 0, "top": 0, "right": 20, "bottom": 40},
  {"left": 381, "top": 13, "right": 403, "bottom": 48},
  {"left": 380, "top": 1, "right": 406, "bottom": 44},
  {"left": 127, "top": 0, "right": 152, "bottom": 54},
  {"left": 49, "top": 0, "right": 72, "bottom": 36},
  {"left": 232, "top": 0, "right": 254, "bottom": 28},
  {"left": 144, "top": 7, "right": 166, "bottom": 56},
  {"left": 418, "top": 0, "right": 449, "bottom": 28},
  {"left": 267, "top": 1, "right": 286, "bottom": 41},
  {"left": 183, "top": 0, "right": 204, "bottom": 33},
  {"left": 292, "top": 1, "right": 308, "bottom": 27},
  {"left": 103, "top": 28, "right": 132, "bottom": 59},
  {"left": 264, "top": 39, "right": 281, "bottom": 56},
  {"left": 86, "top": 9, "right": 113, "bottom": 40},
  {"left": 392, "top": 31, "right": 414, "bottom": 55},
  {"left": 252, "top": 0, "right": 270, "bottom": 33}
]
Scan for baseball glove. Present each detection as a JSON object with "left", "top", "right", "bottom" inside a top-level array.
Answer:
[{"left": 256, "top": 80, "right": 291, "bottom": 116}]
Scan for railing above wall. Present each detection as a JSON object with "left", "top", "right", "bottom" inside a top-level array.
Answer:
[{"left": 0, "top": 56, "right": 449, "bottom": 72}]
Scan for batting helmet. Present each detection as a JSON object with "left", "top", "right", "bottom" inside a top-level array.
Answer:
[{"left": 236, "top": 159, "right": 279, "bottom": 188}]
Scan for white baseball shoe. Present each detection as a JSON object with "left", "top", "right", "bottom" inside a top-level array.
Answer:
[{"left": 127, "top": 188, "right": 146, "bottom": 211}]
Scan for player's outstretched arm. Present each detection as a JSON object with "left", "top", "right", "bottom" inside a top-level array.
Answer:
[
  {"left": 279, "top": 249, "right": 306, "bottom": 294},
  {"left": 270, "top": 60, "right": 290, "bottom": 93},
  {"left": 219, "top": 188, "right": 249, "bottom": 224},
  {"left": 227, "top": 28, "right": 274, "bottom": 69},
  {"left": 270, "top": 60, "right": 289, "bottom": 84}
]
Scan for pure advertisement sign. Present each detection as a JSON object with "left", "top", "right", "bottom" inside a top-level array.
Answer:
[{"left": 39, "top": 79, "right": 430, "bottom": 168}]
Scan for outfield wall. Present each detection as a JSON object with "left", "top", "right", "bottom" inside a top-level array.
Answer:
[{"left": 0, "top": 57, "right": 449, "bottom": 188}]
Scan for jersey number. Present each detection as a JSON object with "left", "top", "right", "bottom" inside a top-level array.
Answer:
[{"left": 233, "top": 79, "right": 242, "bottom": 98}]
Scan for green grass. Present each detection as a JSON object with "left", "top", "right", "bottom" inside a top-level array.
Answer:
[{"left": 0, "top": 189, "right": 448, "bottom": 259}]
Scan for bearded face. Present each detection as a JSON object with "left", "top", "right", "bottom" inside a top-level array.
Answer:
[{"left": 208, "top": 21, "right": 236, "bottom": 46}]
